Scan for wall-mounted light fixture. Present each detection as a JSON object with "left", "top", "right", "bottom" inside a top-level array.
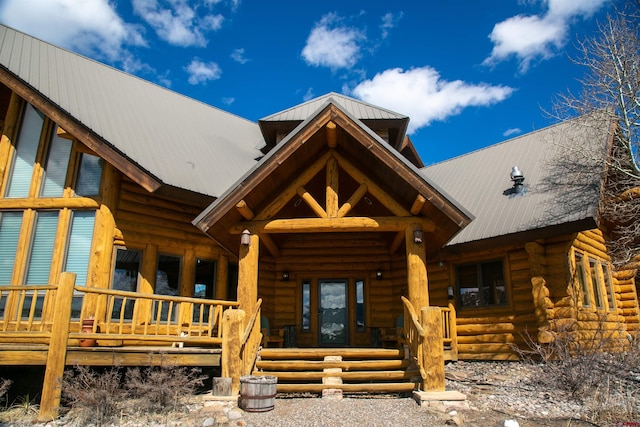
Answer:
[
  {"left": 376, "top": 269, "right": 383, "bottom": 280},
  {"left": 240, "top": 229, "right": 251, "bottom": 246},
  {"left": 447, "top": 286, "right": 455, "bottom": 299},
  {"left": 282, "top": 271, "right": 289, "bottom": 281},
  {"left": 413, "top": 228, "right": 423, "bottom": 244}
]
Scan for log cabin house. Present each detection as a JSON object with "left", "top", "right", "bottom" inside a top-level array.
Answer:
[{"left": 0, "top": 24, "right": 638, "bottom": 418}]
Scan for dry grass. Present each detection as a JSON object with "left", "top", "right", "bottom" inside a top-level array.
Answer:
[{"left": 513, "top": 326, "right": 640, "bottom": 424}]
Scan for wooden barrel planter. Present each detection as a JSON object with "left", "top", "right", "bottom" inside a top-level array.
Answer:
[{"left": 239, "top": 375, "right": 277, "bottom": 412}]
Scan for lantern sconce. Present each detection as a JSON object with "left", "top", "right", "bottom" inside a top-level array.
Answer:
[
  {"left": 282, "top": 271, "right": 290, "bottom": 281},
  {"left": 376, "top": 269, "right": 383, "bottom": 280},
  {"left": 413, "top": 228, "right": 423, "bottom": 244},
  {"left": 447, "top": 286, "right": 455, "bottom": 300},
  {"left": 240, "top": 229, "right": 251, "bottom": 246}
]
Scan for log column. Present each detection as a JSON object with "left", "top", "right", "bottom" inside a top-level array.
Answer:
[
  {"left": 406, "top": 224, "right": 429, "bottom": 310},
  {"left": 215, "top": 254, "right": 229, "bottom": 300},
  {"left": 237, "top": 231, "right": 259, "bottom": 318}
]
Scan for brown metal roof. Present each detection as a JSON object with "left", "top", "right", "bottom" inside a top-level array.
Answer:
[
  {"left": 0, "top": 24, "right": 264, "bottom": 198},
  {"left": 422, "top": 114, "right": 611, "bottom": 248}
]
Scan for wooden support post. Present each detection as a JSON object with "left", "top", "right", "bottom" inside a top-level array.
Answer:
[
  {"left": 326, "top": 121, "right": 337, "bottom": 148},
  {"left": 215, "top": 255, "right": 229, "bottom": 300},
  {"left": 38, "top": 272, "right": 76, "bottom": 422},
  {"left": 421, "top": 306, "right": 445, "bottom": 392},
  {"left": 237, "top": 232, "right": 259, "bottom": 317},
  {"left": 406, "top": 224, "right": 429, "bottom": 310},
  {"left": 222, "top": 308, "right": 245, "bottom": 395},
  {"left": 326, "top": 157, "right": 339, "bottom": 218}
]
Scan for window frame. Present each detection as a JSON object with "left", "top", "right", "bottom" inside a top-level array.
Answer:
[
  {"left": 455, "top": 258, "right": 508, "bottom": 309},
  {"left": 571, "top": 249, "right": 615, "bottom": 313}
]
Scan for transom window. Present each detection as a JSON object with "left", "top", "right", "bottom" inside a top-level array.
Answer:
[{"left": 456, "top": 260, "right": 506, "bottom": 307}]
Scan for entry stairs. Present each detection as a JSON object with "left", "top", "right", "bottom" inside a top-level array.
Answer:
[{"left": 252, "top": 347, "right": 419, "bottom": 394}]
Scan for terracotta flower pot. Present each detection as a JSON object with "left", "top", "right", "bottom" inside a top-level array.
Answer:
[{"left": 79, "top": 318, "right": 97, "bottom": 347}]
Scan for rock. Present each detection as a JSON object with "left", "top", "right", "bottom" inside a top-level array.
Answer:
[
  {"left": 504, "top": 420, "right": 520, "bottom": 427},
  {"left": 202, "top": 418, "right": 215, "bottom": 427},
  {"left": 227, "top": 408, "right": 243, "bottom": 420}
]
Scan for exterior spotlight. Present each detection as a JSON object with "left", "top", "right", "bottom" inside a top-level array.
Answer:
[
  {"left": 240, "top": 229, "right": 251, "bottom": 246},
  {"left": 282, "top": 272, "right": 289, "bottom": 281},
  {"left": 413, "top": 228, "right": 423, "bottom": 244},
  {"left": 376, "top": 270, "right": 383, "bottom": 280}
]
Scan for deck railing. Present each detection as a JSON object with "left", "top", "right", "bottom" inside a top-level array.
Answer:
[
  {"left": 400, "top": 296, "right": 451, "bottom": 391},
  {"left": 0, "top": 282, "right": 239, "bottom": 346}
]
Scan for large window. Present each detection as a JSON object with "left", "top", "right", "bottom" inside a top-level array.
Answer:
[
  {"left": 0, "top": 211, "right": 22, "bottom": 284},
  {"left": 456, "top": 260, "right": 506, "bottom": 307},
  {"left": 573, "top": 250, "right": 616, "bottom": 312},
  {"left": 5, "top": 103, "right": 43, "bottom": 198},
  {"left": 1, "top": 101, "right": 101, "bottom": 290},
  {"left": 25, "top": 211, "right": 59, "bottom": 285},
  {"left": 41, "top": 126, "right": 73, "bottom": 197}
]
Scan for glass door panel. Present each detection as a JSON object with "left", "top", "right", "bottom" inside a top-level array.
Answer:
[{"left": 319, "top": 280, "right": 348, "bottom": 346}]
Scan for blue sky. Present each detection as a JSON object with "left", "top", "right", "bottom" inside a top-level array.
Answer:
[{"left": 0, "top": 0, "right": 613, "bottom": 165}]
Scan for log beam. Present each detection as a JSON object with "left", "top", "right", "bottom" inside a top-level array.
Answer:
[
  {"left": 332, "top": 151, "right": 411, "bottom": 217},
  {"left": 255, "top": 151, "right": 332, "bottom": 220},
  {"left": 410, "top": 195, "right": 426, "bottom": 215},
  {"left": 231, "top": 216, "right": 436, "bottom": 234},
  {"left": 337, "top": 183, "right": 368, "bottom": 218},
  {"left": 326, "top": 121, "right": 337, "bottom": 148},
  {"left": 326, "top": 157, "right": 339, "bottom": 217},
  {"left": 215, "top": 255, "right": 229, "bottom": 300},
  {"left": 236, "top": 200, "right": 255, "bottom": 221},
  {"left": 297, "top": 186, "right": 327, "bottom": 218}
]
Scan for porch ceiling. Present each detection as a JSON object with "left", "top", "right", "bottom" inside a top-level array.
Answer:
[{"left": 194, "top": 102, "right": 472, "bottom": 259}]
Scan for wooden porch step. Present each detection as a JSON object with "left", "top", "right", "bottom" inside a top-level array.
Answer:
[
  {"left": 253, "top": 369, "right": 419, "bottom": 381},
  {"left": 275, "top": 382, "right": 416, "bottom": 394},
  {"left": 259, "top": 347, "right": 404, "bottom": 360},
  {"left": 255, "top": 359, "right": 409, "bottom": 371}
]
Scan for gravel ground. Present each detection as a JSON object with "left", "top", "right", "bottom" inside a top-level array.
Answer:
[{"left": 2, "top": 361, "right": 638, "bottom": 427}]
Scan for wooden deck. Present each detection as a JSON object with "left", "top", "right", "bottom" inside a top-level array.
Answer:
[{"left": 0, "top": 344, "right": 222, "bottom": 367}]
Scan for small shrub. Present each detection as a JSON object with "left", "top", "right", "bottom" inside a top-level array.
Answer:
[
  {"left": 10, "top": 394, "right": 39, "bottom": 416},
  {"left": 62, "top": 365, "right": 125, "bottom": 426},
  {"left": 513, "top": 325, "right": 640, "bottom": 423},
  {"left": 0, "top": 378, "right": 11, "bottom": 408},
  {"left": 125, "top": 365, "right": 205, "bottom": 413}
]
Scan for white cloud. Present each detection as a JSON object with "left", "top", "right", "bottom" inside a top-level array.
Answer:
[
  {"left": 301, "top": 13, "right": 365, "bottom": 70},
  {"left": 380, "top": 12, "right": 402, "bottom": 39},
  {"left": 222, "top": 97, "right": 235, "bottom": 105},
  {"left": 185, "top": 59, "right": 222, "bottom": 84},
  {"left": 351, "top": 67, "right": 514, "bottom": 134},
  {"left": 231, "top": 48, "right": 250, "bottom": 64},
  {"left": 484, "top": 0, "right": 608, "bottom": 72},
  {"left": 503, "top": 127, "right": 522, "bottom": 137},
  {"left": 132, "top": 0, "right": 224, "bottom": 47},
  {"left": 0, "top": 0, "right": 146, "bottom": 63},
  {"left": 303, "top": 87, "right": 315, "bottom": 101}
]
